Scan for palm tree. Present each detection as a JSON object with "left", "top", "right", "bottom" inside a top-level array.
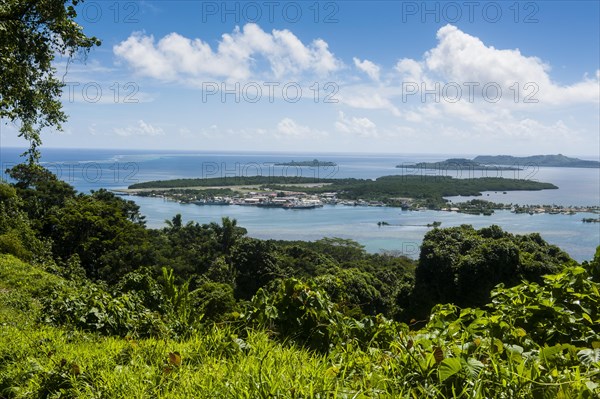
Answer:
[
  {"left": 211, "top": 217, "right": 246, "bottom": 255},
  {"left": 165, "top": 214, "right": 183, "bottom": 230}
]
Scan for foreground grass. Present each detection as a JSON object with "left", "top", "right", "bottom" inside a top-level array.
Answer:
[
  {"left": 1, "top": 324, "right": 352, "bottom": 398},
  {"left": 2, "top": 322, "right": 597, "bottom": 398},
  {"left": 0, "top": 256, "right": 398, "bottom": 398},
  {"left": 1, "top": 255, "right": 598, "bottom": 398}
]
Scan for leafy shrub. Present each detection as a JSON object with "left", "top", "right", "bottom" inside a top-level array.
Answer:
[
  {"left": 490, "top": 263, "right": 600, "bottom": 347},
  {"left": 0, "top": 254, "right": 65, "bottom": 312},
  {"left": 115, "top": 267, "right": 166, "bottom": 312},
  {"left": 42, "top": 283, "right": 166, "bottom": 338},
  {"left": 231, "top": 238, "right": 283, "bottom": 300},
  {"left": 191, "top": 281, "right": 237, "bottom": 322},
  {"left": 0, "top": 232, "right": 30, "bottom": 261},
  {"left": 408, "top": 261, "right": 600, "bottom": 397},
  {"left": 314, "top": 269, "right": 385, "bottom": 317},
  {"left": 0, "top": 183, "right": 51, "bottom": 263},
  {"left": 246, "top": 278, "right": 339, "bottom": 352},
  {"left": 160, "top": 267, "right": 202, "bottom": 337}
]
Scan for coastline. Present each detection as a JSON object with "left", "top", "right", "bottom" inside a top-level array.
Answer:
[
  {"left": 129, "top": 196, "right": 600, "bottom": 262},
  {"left": 113, "top": 187, "right": 600, "bottom": 216}
]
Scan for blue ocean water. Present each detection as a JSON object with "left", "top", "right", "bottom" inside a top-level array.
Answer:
[{"left": 1, "top": 147, "right": 599, "bottom": 261}]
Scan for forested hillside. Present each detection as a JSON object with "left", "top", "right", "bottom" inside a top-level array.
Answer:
[{"left": 1, "top": 164, "right": 599, "bottom": 397}]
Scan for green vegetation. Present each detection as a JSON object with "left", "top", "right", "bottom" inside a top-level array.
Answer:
[
  {"left": 129, "top": 175, "right": 557, "bottom": 209},
  {"left": 2, "top": 2, "right": 597, "bottom": 395},
  {"left": 411, "top": 225, "right": 573, "bottom": 318},
  {"left": 1, "top": 165, "right": 599, "bottom": 397},
  {"left": 403, "top": 155, "right": 600, "bottom": 169},
  {"left": 128, "top": 176, "right": 333, "bottom": 189},
  {"left": 474, "top": 154, "right": 600, "bottom": 168},
  {"left": 273, "top": 175, "right": 556, "bottom": 207},
  {"left": 399, "top": 158, "right": 520, "bottom": 170},
  {"left": 1, "top": 251, "right": 598, "bottom": 397},
  {"left": 0, "top": 0, "right": 100, "bottom": 161},
  {"left": 451, "top": 199, "right": 511, "bottom": 215}
]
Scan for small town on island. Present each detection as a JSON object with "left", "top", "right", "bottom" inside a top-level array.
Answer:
[
  {"left": 120, "top": 155, "right": 600, "bottom": 218},
  {"left": 120, "top": 182, "right": 600, "bottom": 218}
]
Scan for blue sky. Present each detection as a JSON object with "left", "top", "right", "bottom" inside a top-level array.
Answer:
[{"left": 1, "top": 0, "right": 599, "bottom": 155}]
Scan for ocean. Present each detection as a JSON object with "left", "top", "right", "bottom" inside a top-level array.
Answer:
[{"left": 1, "top": 147, "right": 599, "bottom": 262}]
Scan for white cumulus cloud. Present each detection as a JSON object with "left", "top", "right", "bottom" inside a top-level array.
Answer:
[
  {"left": 277, "top": 118, "right": 311, "bottom": 137},
  {"left": 335, "top": 112, "right": 377, "bottom": 138},
  {"left": 413, "top": 24, "right": 599, "bottom": 105},
  {"left": 353, "top": 57, "right": 380, "bottom": 81},
  {"left": 395, "top": 58, "right": 423, "bottom": 82},
  {"left": 276, "top": 118, "right": 326, "bottom": 139},
  {"left": 114, "top": 120, "right": 164, "bottom": 137},
  {"left": 114, "top": 23, "right": 342, "bottom": 82}
]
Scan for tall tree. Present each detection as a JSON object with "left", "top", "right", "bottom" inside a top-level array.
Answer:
[
  {"left": 408, "top": 225, "right": 572, "bottom": 319},
  {"left": 0, "top": 0, "right": 100, "bottom": 162},
  {"left": 211, "top": 217, "right": 246, "bottom": 255}
]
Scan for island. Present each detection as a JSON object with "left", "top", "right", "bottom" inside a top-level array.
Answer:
[
  {"left": 124, "top": 175, "right": 559, "bottom": 211},
  {"left": 398, "top": 158, "right": 520, "bottom": 171},
  {"left": 474, "top": 154, "right": 600, "bottom": 168},
  {"left": 398, "top": 154, "right": 600, "bottom": 170},
  {"left": 274, "top": 159, "right": 337, "bottom": 167}
]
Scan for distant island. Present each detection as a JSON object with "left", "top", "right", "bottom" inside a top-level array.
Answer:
[
  {"left": 474, "top": 154, "right": 599, "bottom": 168},
  {"left": 275, "top": 159, "right": 337, "bottom": 167},
  {"left": 398, "top": 158, "right": 521, "bottom": 171},
  {"left": 398, "top": 154, "right": 600, "bottom": 169}
]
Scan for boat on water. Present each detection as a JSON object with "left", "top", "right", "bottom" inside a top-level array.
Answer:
[
  {"left": 256, "top": 202, "right": 285, "bottom": 208},
  {"left": 283, "top": 199, "right": 324, "bottom": 209},
  {"left": 284, "top": 203, "right": 318, "bottom": 209},
  {"left": 194, "top": 198, "right": 232, "bottom": 205}
]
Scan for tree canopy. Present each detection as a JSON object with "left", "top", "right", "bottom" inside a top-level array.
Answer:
[{"left": 0, "top": 0, "right": 99, "bottom": 161}]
